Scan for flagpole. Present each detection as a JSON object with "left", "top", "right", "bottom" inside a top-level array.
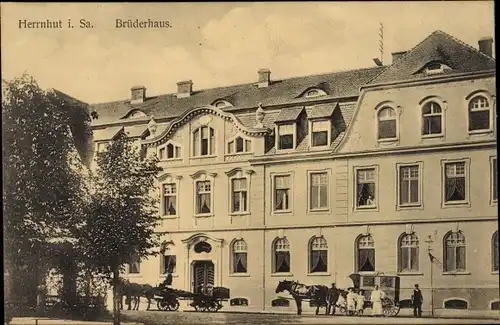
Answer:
[{"left": 425, "top": 235, "right": 435, "bottom": 317}]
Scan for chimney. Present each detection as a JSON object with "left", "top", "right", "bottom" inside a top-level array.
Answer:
[
  {"left": 176, "top": 80, "right": 193, "bottom": 98},
  {"left": 258, "top": 69, "right": 271, "bottom": 88},
  {"left": 131, "top": 86, "right": 146, "bottom": 105},
  {"left": 391, "top": 51, "right": 407, "bottom": 63},
  {"left": 478, "top": 37, "right": 493, "bottom": 57}
]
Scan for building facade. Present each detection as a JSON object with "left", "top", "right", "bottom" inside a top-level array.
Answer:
[{"left": 91, "top": 31, "right": 498, "bottom": 315}]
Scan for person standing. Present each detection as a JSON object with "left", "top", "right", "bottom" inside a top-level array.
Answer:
[
  {"left": 370, "top": 285, "right": 384, "bottom": 317},
  {"left": 357, "top": 289, "right": 365, "bottom": 316},
  {"left": 411, "top": 284, "right": 423, "bottom": 317},
  {"left": 346, "top": 288, "right": 357, "bottom": 316},
  {"left": 326, "top": 283, "right": 338, "bottom": 315}
]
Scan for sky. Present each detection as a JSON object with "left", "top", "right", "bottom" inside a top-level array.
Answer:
[{"left": 1, "top": 2, "right": 495, "bottom": 104}]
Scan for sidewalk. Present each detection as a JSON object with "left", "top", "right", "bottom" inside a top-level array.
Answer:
[{"left": 8, "top": 317, "right": 144, "bottom": 325}]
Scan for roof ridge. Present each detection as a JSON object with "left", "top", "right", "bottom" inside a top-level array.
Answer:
[
  {"left": 90, "top": 66, "right": 383, "bottom": 107},
  {"left": 436, "top": 29, "right": 496, "bottom": 63},
  {"left": 366, "top": 30, "right": 443, "bottom": 84}
]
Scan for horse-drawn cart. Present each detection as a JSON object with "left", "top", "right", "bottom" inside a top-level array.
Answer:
[
  {"left": 348, "top": 273, "right": 401, "bottom": 317},
  {"left": 154, "top": 286, "right": 230, "bottom": 312}
]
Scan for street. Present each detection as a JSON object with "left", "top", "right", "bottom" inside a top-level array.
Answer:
[{"left": 121, "top": 310, "right": 500, "bottom": 325}]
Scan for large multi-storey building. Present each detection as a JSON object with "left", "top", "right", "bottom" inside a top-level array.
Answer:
[{"left": 91, "top": 30, "right": 498, "bottom": 315}]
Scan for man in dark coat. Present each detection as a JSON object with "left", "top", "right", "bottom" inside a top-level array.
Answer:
[
  {"left": 326, "top": 283, "right": 339, "bottom": 315},
  {"left": 411, "top": 284, "right": 423, "bottom": 317}
]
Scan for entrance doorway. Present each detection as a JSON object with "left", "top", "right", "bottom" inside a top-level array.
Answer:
[{"left": 192, "top": 261, "right": 214, "bottom": 295}]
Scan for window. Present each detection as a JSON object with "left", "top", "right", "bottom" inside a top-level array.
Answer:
[
  {"left": 311, "top": 120, "right": 329, "bottom": 147},
  {"left": 399, "top": 165, "right": 421, "bottom": 206},
  {"left": 444, "top": 162, "right": 467, "bottom": 203},
  {"left": 357, "top": 235, "right": 375, "bottom": 272},
  {"left": 232, "top": 240, "right": 248, "bottom": 273},
  {"left": 444, "top": 232, "right": 466, "bottom": 272},
  {"left": 271, "top": 298, "right": 290, "bottom": 307},
  {"left": 493, "top": 231, "right": 499, "bottom": 272},
  {"left": 307, "top": 90, "right": 319, "bottom": 97},
  {"left": 422, "top": 101, "right": 443, "bottom": 136},
  {"left": 273, "top": 175, "right": 291, "bottom": 212},
  {"left": 468, "top": 96, "right": 491, "bottom": 132},
  {"left": 399, "top": 233, "right": 419, "bottom": 272},
  {"left": 196, "top": 181, "right": 212, "bottom": 214},
  {"left": 161, "top": 243, "right": 176, "bottom": 274},
  {"left": 309, "top": 237, "right": 328, "bottom": 273},
  {"left": 231, "top": 178, "right": 248, "bottom": 213},
  {"left": 227, "top": 136, "right": 252, "bottom": 154},
  {"left": 492, "top": 158, "right": 497, "bottom": 202},
  {"left": 162, "top": 183, "right": 177, "bottom": 216},
  {"left": 356, "top": 168, "right": 376, "bottom": 208},
  {"left": 193, "top": 126, "right": 215, "bottom": 156},
  {"left": 194, "top": 242, "right": 212, "bottom": 253},
  {"left": 273, "top": 238, "right": 291, "bottom": 273},
  {"left": 278, "top": 124, "right": 294, "bottom": 150},
  {"left": 491, "top": 301, "right": 500, "bottom": 310},
  {"left": 96, "top": 142, "right": 108, "bottom": 153},
  {"left": 377, "top": 107, "right": 397, "bottom": 139},
  {"left": 128, "top": 253, "right": 141, "bottom": 274},
  {"left": 309, "top": 172, "right": 328, "bottom": 210},
  {"left": 230, "top": 298, "right": 249, "bottom": 306},
  {"left": 444, "top": 299, "right": 468, "bottom": 310},
  {"left": 158, "top": 143, "right": 181, "bottom": 160}
]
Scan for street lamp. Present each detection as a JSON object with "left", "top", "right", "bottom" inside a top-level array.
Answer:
[{"left": 425, "top": 235, "right": 435, "bottom": 317}]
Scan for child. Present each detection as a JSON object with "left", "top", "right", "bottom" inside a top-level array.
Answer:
[
  {"left": 357, "top": 289, "right": 365, "bottom": 316},
  {"left": 346, "top": 288, "right": 357, "bottom": 316}
]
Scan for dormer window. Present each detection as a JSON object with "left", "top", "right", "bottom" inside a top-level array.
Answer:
[
  {"left": 227, "top": 136, "right": 252, "bottom": 154},
  {"left": 311, "top": 120, "right": 329, "bottom": 147},
  {"left": 423, "top": 61, "right": 451, "bottom": 75},
  {"left": 304, "top": 88, "right": 327, "bottom": 98},
  {"left": 193, "top": 126, "right": 215, "bottom": 156},
  {"left": 278, "top": 124, "right": 294, "bottom": 150},
  {"left": 129, "top": 110, "right": 147, "bottom": 119},
  {"left": 158, "top": 142, "right": 181, "bottom": 160}
]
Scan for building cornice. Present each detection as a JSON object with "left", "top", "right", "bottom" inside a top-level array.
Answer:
[{"left": 250, "top": 139, "right": 496, "bottom": 165}]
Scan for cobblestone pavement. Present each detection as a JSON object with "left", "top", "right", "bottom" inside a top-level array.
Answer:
[{"left": 121, "top": 310, "right": 500, "bottom": 325}]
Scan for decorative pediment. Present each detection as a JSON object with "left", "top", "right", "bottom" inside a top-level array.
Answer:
[
  {"left": 142, "top": 105, "right": 271, "bottom": 147},
  {"left": 158, "top": 173, "right": 182, "bottom": 183},
  {"left": 181, "top": 233, "right": 224, "bottom": 246},
  {"left": 190, "top": 170, "right": 217, "bottom": 180},
  {"left": 225, "top": 167, "right": 254, "bottom": 178}
]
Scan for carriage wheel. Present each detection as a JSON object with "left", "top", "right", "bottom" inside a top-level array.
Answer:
[
  {"left": 169, "top": 300, "right": 180, "bottom": 311},
  {"left": 157, "top": 300, "right": 169, "bottom": 311},
  {"left": 193, "top": 304, "right": 200, "bottom": 312},
  {"left": 207, "top": 301, "right": 218, "bottom": 312},
  {"left": 389, "top": 305, "right": 400, "bottom": 317}
]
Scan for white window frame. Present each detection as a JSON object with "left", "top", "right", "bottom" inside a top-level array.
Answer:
[
  {"left": 275, "top": 123, "right": 296, "bottom": 151},
  {"left": 226, "top": 168, "right": 254, "bottom": 216},
  {"left": 304, "top": 88, "right": 327, "bottom": 98},
  {"left": 127, "top": 252, "right": 141, "bottom": 275},
  {"left": 398, "top": 233, "right": 420, "bottom": 273},
  {"left": 307, "top": 170, "right": 330, "bottom": 212},
  {"left": 491, "top": 156, "right": 498, "bottom": 205},
  {"left": 226, "top": 135, "right": 252, "bottom": 155},
  {"left": 213, "top": 100, "right": 232, "bottom": 108},
  {"left": 356, "top": 234, "right": 376, "bottom": 273},
  {"left": 420, "top": 97, "right": 447, "bottom": 139},
  {"left": 157, "top": 140, "right": 182, "bottom": 161},
  {"left": 158, "top": 174, "right": 182, "bottom": 219},
  {"left": 95, "top": 141, "right": 109, "bottom": 153},
  {"left": 190, "top": 171, "right": 217, "bottom": 218},
  {"left": 353, "top": 165, "right": 379, "bottom": 211},
  {"left": 441, "top": 158, "right": 470, "bottom": 207},
  {"left": 271, "top": 172, "right": 293, "bottom": 214},
  {"left": 376, "top": 104, "right": 399, "bottom": 142},
  {"left": 466, "top": 91, "right": 495, "bottom": 135},
  {"left": 396, "top": 162, "right": 423, "bottom": 209},
  {"left": 308, "top": 236, "right": 329, "bottom": 275},
  {"left": 192, "top": 126, "right": 216, "bottom": 157},
  {"left": 443, "top": 231, "right": 467, "bottom": 274},
  {"left": 230, "top": 238, "right": 249, "bottom": 276},
  {"left": 308, "top": 119, "right": 331, "bottom": 148}
]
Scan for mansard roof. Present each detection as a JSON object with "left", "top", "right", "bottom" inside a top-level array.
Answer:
[
  {"left": 368, "top": 30, "right": 496, "bottom": 85},
  {"left": 90, "top": 66, "right": 384, "bottom": 125}
]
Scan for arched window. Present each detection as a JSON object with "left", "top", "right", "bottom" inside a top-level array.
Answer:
[
  {"left": 398, "top": 233, "right": 419, "bottom": 272},
  {"left": 158, "top": 142, "right": 181, "bottom": 160},
  {"left": 309, "top": 237, "right": 328, "bottom": 273},
  {"left": 377, "top": 107, "right": 397, "bottom": 139},
  {"left": 444, "top": 299, "right": 468, "bottom": 309},
  {"left": 232, "top": 239, "right": 248, "bottom": 273},
  {"left": 444, "top": 232, "right": 466, "bottom": 272},
  {"left": 160, "top": 242, "right": 176, "bottom": 274},
  {"left": 422, "top": 101, "right": 443, "bottom": 136},
  {"left": 357, "top": 235, "right": 375, "bottom": 272},
  {"left": 193, "top": 126, "right": 215, "bottom": 156},
  {"left": 468, "top": 95, "right": 491, "bottom": 131},
  {"left": 227, "top": 136, "right": 252, "bottom": 154},
  {"left": 273, "top": 238, "right": 290, "bottom": 273},
  {"left": 493, "top": 231, "right": 499, "bottom": 272},
  {"left": 194, "top": 241, "right": 212, "bottom": 253}
]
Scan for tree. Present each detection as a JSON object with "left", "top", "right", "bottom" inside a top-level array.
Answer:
[
  {"left": 2, "top": 74, "right": 91, "bottom": 311},
  {"left": 76, "top": 132, "right": 162, "bottom": 325}
]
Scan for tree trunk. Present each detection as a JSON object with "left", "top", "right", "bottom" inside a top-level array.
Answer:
[{"left": 112, "top": 269, "right": 121, "bottom": 325}]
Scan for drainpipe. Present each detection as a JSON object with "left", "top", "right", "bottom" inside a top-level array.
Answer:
[{"left": 262, "top": 164, "right": 267, "bottom": 312}]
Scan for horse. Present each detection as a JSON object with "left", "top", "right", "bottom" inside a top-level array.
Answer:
[
  {"left": 275, "top": 280, "right": 330, "bottom": 315},
  {"left": 142, "top": 284, "right": 166, "bottom": 311},
  {"left": 114, "top": 278, "right": 143, "bottom": 311}
]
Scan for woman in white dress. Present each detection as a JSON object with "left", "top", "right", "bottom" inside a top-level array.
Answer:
[{"left": 370, "top": 285, "right": 385, "bottom": 317}]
